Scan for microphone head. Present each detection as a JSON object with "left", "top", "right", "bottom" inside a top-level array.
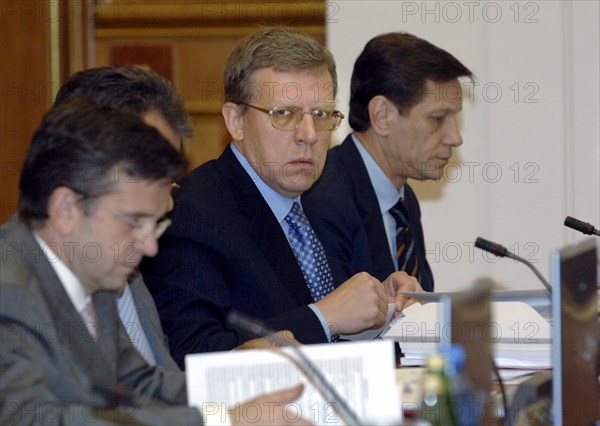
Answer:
[
  {"left": 564, "top": 216, "right": 595, "bottom": 235},
  {"left": 226, "top": 310, "right": 267, "bottom": 339},
  {"left": 475, "top": 237, "right": 509, "bottom": 258}
]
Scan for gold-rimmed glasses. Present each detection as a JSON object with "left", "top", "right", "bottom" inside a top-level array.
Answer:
[{"left": 242, "top": 104, "right": 345, "bottom": 132}]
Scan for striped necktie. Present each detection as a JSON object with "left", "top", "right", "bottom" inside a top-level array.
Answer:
[
  {"left": 389, "top": 199, "right": 419, "bottom": 279},
  {"left": 117, "top": 285, "right": 157, "bottom": 366},
  {"left": 284, "top": 202, "right": 335, "bottom": 301}
]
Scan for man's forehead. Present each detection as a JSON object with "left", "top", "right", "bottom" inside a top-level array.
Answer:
[
  {"left": 248, "top": 67, "right": 334, "bottom": 103},
  {"left": 421, "top": 79, "right": 463, "bottom": 105},
  {"left": 113, "top": 175, "right": 172, "bottom": 190}
]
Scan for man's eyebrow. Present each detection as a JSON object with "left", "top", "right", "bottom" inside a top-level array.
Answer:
[
  {"left": 123, "top": 211, "right": 161, "bottom": 220},
  {"left": 428, "top": 105, "right": 463, "bottom": 114}
]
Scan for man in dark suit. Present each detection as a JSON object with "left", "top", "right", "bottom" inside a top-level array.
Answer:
[
  {"left": 141, "top": 28, "right": 423, "bottom": 366},
  {"left": 0, "top": 100, "right": 308, "bottom": 425},
  {"left": 304, "top": 32, "right": 474, "bottom": 292}
]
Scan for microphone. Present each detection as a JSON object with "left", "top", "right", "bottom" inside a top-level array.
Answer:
[
  {"left": 564, "top": 216, "right": 600, "bottom": 237},
  {"left": 227, "top": 310, "right": 363, "bottom": 426},
  {"left": 474, "top": 237, "right": 552, "bottom": 293}
]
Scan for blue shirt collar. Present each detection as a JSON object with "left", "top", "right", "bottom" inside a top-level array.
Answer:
[
  {"left": 230, "top": 143, "right": 298, "bottom": 223},
  {"left": 351, "top": 134, "right": 404, "bottom": 213}
]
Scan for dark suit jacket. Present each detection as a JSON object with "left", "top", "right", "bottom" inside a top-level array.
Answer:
[
  {"left": 141, "top": 146, "right": 364, "bottom": 367},
  {"left": 0, "top": 219, "right": 202, "bottom": 425},
  {"left": 303, "top": 134, "right": 435, "bottom": 292}
]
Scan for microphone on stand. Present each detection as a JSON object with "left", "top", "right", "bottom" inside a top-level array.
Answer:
[
  {"left": 564, "top": 216, "right": 600, "bottom": 237},
  {"left": 474, "top": 237, "right": 552, "bottom": 293},
  {"left": 227, "top": 310, "right": 363, "bottom": 426}
]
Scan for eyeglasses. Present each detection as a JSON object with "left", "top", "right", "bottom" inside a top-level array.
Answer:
[
  {"left": 104, "top": 206, "right": 172, "bottom": 240},
  {"left": 242, "top": 104, "right": 345, "bottom": 132}
]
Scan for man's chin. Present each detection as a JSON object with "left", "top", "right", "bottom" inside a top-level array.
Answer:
[{"left": 421, "top": 167, "right": 446, "bottom": 182}]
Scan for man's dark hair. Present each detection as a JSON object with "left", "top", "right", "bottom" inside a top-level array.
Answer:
[
  {"left": 349, "top": 32, "right": 473, "bottom": 132},
  {"left": 54, "top": 65, "right": 194, "bottom": 140},
  {"left": 19, "top": 99, "right": 188, "bottom": 225}
]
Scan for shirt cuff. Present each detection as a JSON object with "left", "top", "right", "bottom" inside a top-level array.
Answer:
[
  {"left": 200, "top": 403, "right": 231, "bottom": 426},
  {"left": 308, "top": 303, "right": 334, "bottom": 342}
]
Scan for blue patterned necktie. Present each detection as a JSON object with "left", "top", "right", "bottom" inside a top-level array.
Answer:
[
  {"left": 117, "top": 285, "right": 157, "bottom": 366},
  {"left": 284, "top": 202, "right": 335, "bottom": 301},
  {"left": 389, "top": 199, "right": 419, "bottom": 279}
]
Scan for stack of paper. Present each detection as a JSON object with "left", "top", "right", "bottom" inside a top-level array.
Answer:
[{"left": 383, "top": 301, "right": 552, "bottom": 369}]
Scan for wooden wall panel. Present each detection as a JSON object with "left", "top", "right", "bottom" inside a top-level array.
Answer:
[
  {"left": 0, "top": 1, "right": 54, "bottom": 223},
  {"left": 94, "top": 0, "right": 326, "bottom": 169},
  {"left": 1, "top": 0, "right": 93, "bottom": 223},
  {"left": 110, "top": 44, "right": 173, "bottom": 80}
]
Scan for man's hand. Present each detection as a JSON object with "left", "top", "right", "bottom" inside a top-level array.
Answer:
[
  {"left": 233, "top": 330, "right": 298, "bottom": 350},
  {"left": 314, "top": 272, "right": 388, "bottom": 335},
  {"left": 230, "top": 384, "right": 313, "bottom": 425},
  {"left": 383, "top": 271, "right": 425, "bottom": 317}
]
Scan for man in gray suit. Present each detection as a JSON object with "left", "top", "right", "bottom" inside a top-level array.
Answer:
[
  {"left": 53, "top": 65, "right": 194, "bottom": 369},
  {"left": 0, "top": 100, "right": 308, "bottom": 425}
]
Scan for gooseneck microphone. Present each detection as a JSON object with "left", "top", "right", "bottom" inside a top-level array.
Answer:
[
  {"left": 474, "top": 237, "right": 552, "bottom": 293},
  {"left": 227, "top": 310, "right": 363, "bottom": 426},
  {"left": 564, "top": 216, "right": 600, "bottom": 237}
]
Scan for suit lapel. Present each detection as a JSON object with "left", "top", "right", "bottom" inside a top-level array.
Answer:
[
  {"left": 336, "top": 137, "right": 396, "bottom": 280},
  {"left": 16, "top": 222, "right": 118, "bottom": 393},
  {"left": 93, "top": 292, "right": 120, "bottom": 383},
  {"left": 215, "top": 147, "right": 314, "bottom": 304},
  {"left": 127, "top": 273, "right": 178, "bottom": 370}
]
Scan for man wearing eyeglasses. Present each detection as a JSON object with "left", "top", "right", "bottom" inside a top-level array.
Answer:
[
  {"left": 0, "top": 100, "right": 311, "bottom": 425},
  {"left": 140, "top": 27, "right": 423, "bottom": 366}
]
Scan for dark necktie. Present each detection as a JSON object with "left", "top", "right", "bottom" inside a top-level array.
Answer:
[
  {"left": 389, "top": 199, "right": 419, "bottom": 279},
  {"left": 284, "top": 202, "right": 335, "bottom": 301}
]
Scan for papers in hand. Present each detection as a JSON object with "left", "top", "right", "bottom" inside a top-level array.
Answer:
[
  {"left": 383, "top": 301, "right": 552, "bottom": 369},
  {"left": 185, "top": 340, "right": 402, "bottom": 425},
  {"left": 340, "top": 303, "right": 396, "bottom": 341}
]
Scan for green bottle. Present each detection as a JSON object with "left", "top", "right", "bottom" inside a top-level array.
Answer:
[{"left": 419, "top": 354, "right": 459, "bottom": 425}]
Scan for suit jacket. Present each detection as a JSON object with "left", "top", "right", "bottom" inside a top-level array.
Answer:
[
  {"left": 0, "top": 218, "right": 202, "bottom": 425},
  {"left": 127, "top": 273, "right": 180, "bottom": 370},
  {"left": 140, "top": 146, "right": 363, "bottom": 367},
  {"left": 0, "top": 214, "right": 179, "bottom": 372},
  {"left": 303, "top": 134, "right": 435, "bottom": 292}
]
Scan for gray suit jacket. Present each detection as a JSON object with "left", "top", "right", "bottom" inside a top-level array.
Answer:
[
  {"left": 127, "top": 273, "right": 180, "bottom": 370},
  {"left": 0, "top": 218, "right": 203, "bottom": 425}
]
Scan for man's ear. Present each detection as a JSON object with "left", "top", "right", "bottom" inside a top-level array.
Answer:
[
  {"left": 46, "top": 187, "right": 81, "bottom": 235},
  {"left": 222, "top": 102, "right": 245, "bottom": 141},
  {"left": 368, "top": 96, "right": 394, "bottom": 136}
]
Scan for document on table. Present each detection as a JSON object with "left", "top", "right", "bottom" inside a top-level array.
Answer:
[
  {"left": 185, "top": 340, "right": 402, "bottom": 425},
  {"left": 383, "top": 300, "right": 552, "bottom": 368}
]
